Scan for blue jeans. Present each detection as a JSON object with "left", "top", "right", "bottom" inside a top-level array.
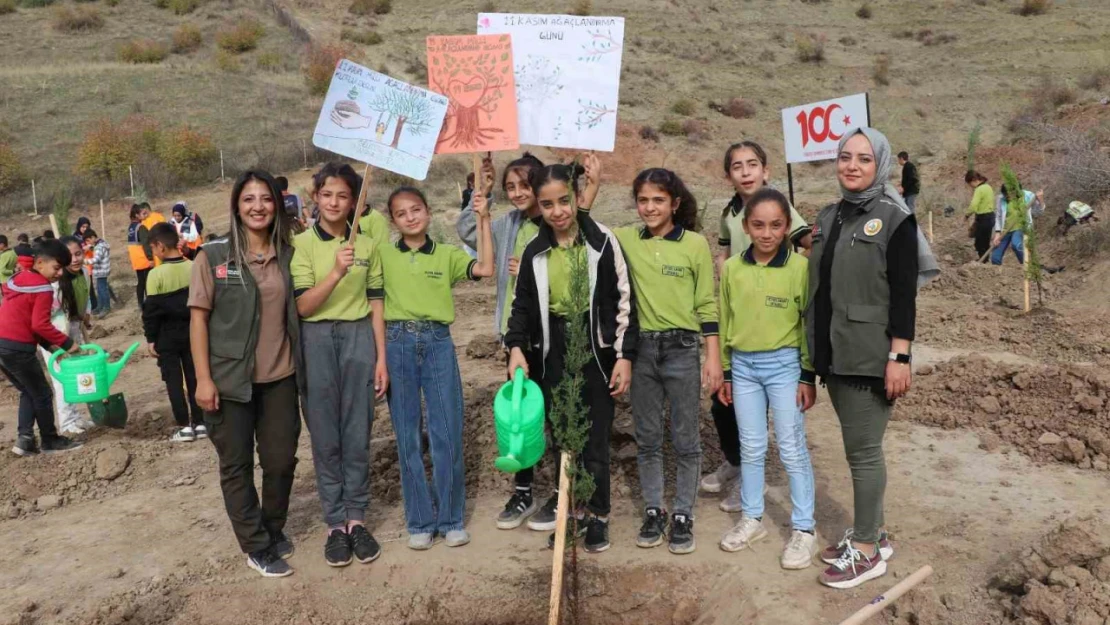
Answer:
[
  {"left": 386, "top": 321, "right": 466, "bottom": 535},
  {"left": 94, "top": 277, "right": 111, "bottom": 313},
  {"left": 991, "top": 230, "right": 1024, "bottom": 265},
  {"left": 730, "top": 348, "right": 815, "bottom": 531}
]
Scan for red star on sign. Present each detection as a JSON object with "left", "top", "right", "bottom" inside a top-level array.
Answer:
[{"left": 843, "top": 115, "right": 852, "bottom": 126}]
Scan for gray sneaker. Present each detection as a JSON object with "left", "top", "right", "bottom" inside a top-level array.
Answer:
[
  {"left": 527, "top": 494, "right": 559, "bottom": 531},
  {"left": 408, "top": 532, "right": 434, "bottom": 550},
  {"left": 496, "top": 491, "right": 538, "bottom": 530},
  {"left": 444, "top": 529, "right": 470, "bottom": 547},
  {"left": 700, "top": 461, "right": 739, "bottom": 494},
  {"left": 719, "top": 482, "right": 769, "bottom": 513}
]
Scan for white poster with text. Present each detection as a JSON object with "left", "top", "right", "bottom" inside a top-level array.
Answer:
[
  {"left": 781, "top": 93, "right": 869, "bottom": 164},
  {"left": 477, "top": 13, "right": 624, "bottom": 152}
]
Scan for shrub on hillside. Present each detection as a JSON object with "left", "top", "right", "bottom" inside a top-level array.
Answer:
[
  {"left": 256, "top": 50, "right": 283, "bottom": 71},
  {"left": 166, "top": 0, "right": 202, "bottom": 14},
  {"left": 157, "top": 126, "right": 217, "bottom": 181},
  {"left": 639, "top": 125, "right": 660, "bottom": 143},
  {"left": 794, "top": 32, "right": 825, "bottom": 63},
  {"left": 658, "top": 119, "right": 684, "bottom": 136},
  {"left": 716, "top": 97, "right": 756, "bottom": 119},
  {"left": 172, "top": 23, "right": 202, "bottom": 53},
  {"left": 304, "top": 43, "right": 357, "bottom": 96},
  {"left": 215, "top": 49, "right": 240, "bottom": 72},
  {"left": 682, "top": 119, "right": 710, "bottom": 144},
  {"left": 216, "top": 19, "right": 264, "bottom": 53},
  {"left": 347, "top": 0, "right": 389, "bottom": 15},
  {"left": 0, "top": 143, "right": 27, "bottom": 195},
  {"left": 873, "top": 54, "right": 891, "bottom": 86},
  {"left": 0, "top": 0, "right": 16, "bottom": 15},
  {"left": 1079, "top": 67, "right": 1110, "bottom": 91},
  {"left": 341, "top": 28, "right": 383, "bottom": 45},
  {"left": 117, "top": 38, "right": 169, "bottom": 63},
  {"left": 405, "top": 57, "right": 427, "bottom": 82},
  {"left": 1017, "top": 0, "right": 1050, "bottom": 15},
  {"left": 856, "top": 3, "right": 872, "bottom": 18},
  {"left": 53, "top": 3, "right": 103, "bottom": 30},
  {"left": 671, "top": 99, "right": 697, "bottom": 116},
  {"left": 17, "top": 0, "right": 53, "bottom": 8},
  {"left": 75, "top": 117, "right": 146, "bottom": 180}
]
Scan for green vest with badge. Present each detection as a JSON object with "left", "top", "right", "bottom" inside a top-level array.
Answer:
[
  {"left": 805, "top": 196, "right": 911, "bottom": 379},
  {"left": 201, "top": 240, "right": 303, "bottom": 405}
]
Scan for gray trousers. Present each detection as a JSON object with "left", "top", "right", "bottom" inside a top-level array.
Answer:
[
  {"left": 301, "top": 319, "right": 375, "bottom": 527},
  {"left": 631, "top": 331, "right": 702, "bottom": 516},
  {"left": 826, "top": 376, "right": 891, "bottom": 544}
]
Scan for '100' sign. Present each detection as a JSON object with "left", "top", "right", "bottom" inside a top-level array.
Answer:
[{"left": 780, "top": 93, "right": 870, "bottom": 164}]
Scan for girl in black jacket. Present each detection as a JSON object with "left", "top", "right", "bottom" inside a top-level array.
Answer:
[{"left": 504, "top": 163, "right": 637, "bottom": 554}]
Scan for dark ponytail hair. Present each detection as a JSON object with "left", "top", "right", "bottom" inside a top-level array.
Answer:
[
  {"left": 723, "top": 140, "right": 769, "bottom": 173},
  {"left": 632, "top": 168, "right": 700, "bottom": 232},
  {"left": 386, "top": 186, "right": 430, "bottom": 218},
  {"left": 501, "top": 152, "right": 545, "bottom": 192},
  {"left": 530, "top": 162, "right": 586, "bottom": 201},
  {"left": 965, "top": 170, "right": 987, "bottom": 185},
  {"left": 742, "top": 188, "right": 793, "bottom": 227},
  {"left": 57, "top": 236, "right": 82, "bottom": 321}
]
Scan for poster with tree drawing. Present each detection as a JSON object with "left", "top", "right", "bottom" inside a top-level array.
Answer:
[
  {"left": 427, "top": 34, "right": 520, "bottom": 154},
  {"left": 477, "top": 13, "right": 624, "bottom": 152},
  {"left": 312, "top": 59, "right": 448, "bottom": 180}
]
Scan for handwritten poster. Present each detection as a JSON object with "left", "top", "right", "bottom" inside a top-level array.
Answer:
[
  {"left": 312, "top": 59, "right": 449, "bottom": 181},
  {"left": 477, "top": 13, "right": 625, "bottom": 152},
  {"left": 427, "top": 34, "right": 520, "bottom": 154}
]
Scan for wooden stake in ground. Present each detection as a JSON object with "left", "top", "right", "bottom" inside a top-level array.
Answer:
[
  {"left": 347, "top": 163, "right": 372, "bottom": 246},
  {"left": 548, "top": 451, "right": 572, "bottom": 625},
  {"left": 838, "top": 565, "right": 935, "bottom": 625},
  {"left": 1023, "top": 250, "right": 1031, "bottom": 313},
  {"left": 48, "top": 214, "right": 59, "bottom": 239},
  {"left": 927, "top": 210, "right": 934, "bottom": 243},
  {"left": 99, "top": 199, "right": 106, "bottom": 236},
  {"left": 31, "top": 179, "right": 37, "bottom": 215},
  {"left": 129, "top": 165, "right": 135, "bottom": 199}
]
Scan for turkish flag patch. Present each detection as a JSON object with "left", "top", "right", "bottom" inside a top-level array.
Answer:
[{"left": 215, "top": 265, "right": 227, "bottom": 279}]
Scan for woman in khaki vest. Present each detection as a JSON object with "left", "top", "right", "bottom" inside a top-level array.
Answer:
[{"left": 806, "top": 128, "right": 920, "bottom": 590}]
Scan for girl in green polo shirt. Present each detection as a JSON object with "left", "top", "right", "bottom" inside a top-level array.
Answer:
[
  {"left": 716, "top": 187, "right": 818, "bottom": 571},
  {"left": 380, "top": 185, "right": 494, "bottom": 550},
  {"left": 611, "top": 168, "right": 720, "bottom": 555},
  {"left": 291, "top": 162, "right": 388, "bottom": 569}
]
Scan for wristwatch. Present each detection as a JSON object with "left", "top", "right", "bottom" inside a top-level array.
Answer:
[{"left": 888, "top": 352, "right": 912, "bottom": 364}]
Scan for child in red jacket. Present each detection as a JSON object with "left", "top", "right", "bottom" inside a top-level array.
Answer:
[{"left": 0, "top": 239, "right": 84, "bottom": 457}]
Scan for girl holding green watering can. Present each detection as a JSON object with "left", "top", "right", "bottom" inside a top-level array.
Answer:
[{"left": 189, "top": 170, "right": 304, "bottom": 579}]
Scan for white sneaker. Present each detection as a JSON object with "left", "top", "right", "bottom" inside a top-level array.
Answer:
[
  {"left": 781, "top": 530, "right": 819, "bottom": 569},
  {"left": 170, "top": 427, "right": 197, "bottom": 443},
  {"left": 194, "top": 424, "right": 208, "bottom": 439},
  {"left": 719, "top": 515, "right": 768, "bottom": 552},
  {"left": 700, "top": 461, "right": 739, "bottom": 493},
  {"left": 444, "top": 529, "right": 470, "bottom": 547},
  {"left": 60, "top": 425, "right": 86, "bottom": 436},
  {"left": 408, "top": 532, "right": 434, "bottom": 550}
]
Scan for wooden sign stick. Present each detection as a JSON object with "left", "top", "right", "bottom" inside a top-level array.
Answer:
[
  {"left": 838, "top": 565, "right": 935, "bottom": 625},
  {"left": 547, "top": 451, "right": 573, "bottom": 625},
  {"left": 348, "top": 163, "right": 372, "bottom": 246}
]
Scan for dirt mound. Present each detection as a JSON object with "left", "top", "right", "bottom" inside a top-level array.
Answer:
[
  {"left": 898, "top": 355, "right": 1110, "bottom": 469},
  {"left": 990, "top": 516, "right": 1110, "bottom": 625}
]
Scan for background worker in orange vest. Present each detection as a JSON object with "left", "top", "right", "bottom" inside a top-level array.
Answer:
[
  {"left": 170, "top": 202, "right": 203, "bottom": 259},
  {"left": 128, "top": 203, "right": 165, "bottom": 306}
]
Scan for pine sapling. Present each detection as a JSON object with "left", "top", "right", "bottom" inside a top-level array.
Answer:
[{"left": 1001, "top": 163, "right": 1044, "bottom": 306}]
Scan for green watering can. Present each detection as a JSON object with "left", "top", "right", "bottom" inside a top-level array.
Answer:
[
  {"left": 47, "top": 343, "right": 140, "bottom": 404},
  {"left": 493, "top": 368, "right": 546, "bottom": 473}
]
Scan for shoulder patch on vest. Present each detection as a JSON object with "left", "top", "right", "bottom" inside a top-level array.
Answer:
[{"left": 864, "top": 219, "right": 883, "bottom": 236}]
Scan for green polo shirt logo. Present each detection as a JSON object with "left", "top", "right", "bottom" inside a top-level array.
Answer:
[
  {"left": 661, "top": 264, "right": 686, "bottom": 278},
  {"left": 765, "top": 295, "right": 788, "bottom": 309}
]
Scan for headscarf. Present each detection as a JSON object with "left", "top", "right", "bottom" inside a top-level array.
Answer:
[
  {"left": 171, "top": 201, "right": 189, "bottom": 220},
  {"left": 837, "top": 127, "right": 939, "bottom": 287}
]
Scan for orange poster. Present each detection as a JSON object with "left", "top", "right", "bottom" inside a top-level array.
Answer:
[{"left": 427, "top": 34, "right": 520, "bottom": 154}]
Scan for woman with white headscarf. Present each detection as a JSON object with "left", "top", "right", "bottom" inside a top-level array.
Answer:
[{"left": 805, "top": 127, "right": 937, "bottom": 590}]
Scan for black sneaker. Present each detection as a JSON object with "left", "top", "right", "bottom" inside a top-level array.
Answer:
[
  {"left": 497, "top": 490, "right": 538, "bottom": 530},
  {"left": 585, "top": 517, "right": 610, "bottom": 554},
  {"left": 528, "top": 494, "right": 559, "bottom": 531},
  {"left": 247, "top": 547, "right": 293, "bottom": 578},
  {"left": 636, "top": 507, "right": 668, "bottom": 548},
  {"left": 272, "top": 531, "right": 294, "bottom": 560},
  {"left": 668, "top": 513, "right": 696, "bottom": 555},
  {"left": 349, "top": 525, "right": 381, "bottom": 564},
  {"left": 324, "top": 530, "right": 353, "bottom": 567},
  {"left": 41, "top": 435, "right": 83, "bottom": 454},
  {"left": 546, "top": 519, "right": 588, "bottom": 549},
  {"left": 11, "top": 435, "right": 39, "bottom": 457}
]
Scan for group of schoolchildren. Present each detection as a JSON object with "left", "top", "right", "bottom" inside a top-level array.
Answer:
[
  {"left": 0, "top": 132, "right": 912, "bottom": 591},
  {"left": 963, "top": 170, "right": 1046, "bottom": 265}
]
